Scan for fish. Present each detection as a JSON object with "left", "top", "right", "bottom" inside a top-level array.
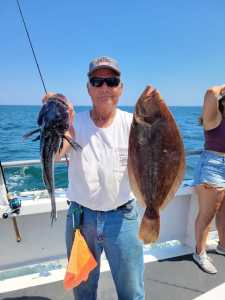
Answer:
[
  {"left": 128, "top": 86, "right": 185, "bottom": 244},
  {"left": 24, "top": 96, "right": 81, "bottom": 224}
]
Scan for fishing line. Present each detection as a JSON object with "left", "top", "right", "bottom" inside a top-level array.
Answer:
[{"left": 16, "top": 0, "right": 47, "bottom": 94}]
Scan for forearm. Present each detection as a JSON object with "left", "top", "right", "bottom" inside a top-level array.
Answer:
[{"left": 203, "top": 84, "right": 225, "bottom": 128}]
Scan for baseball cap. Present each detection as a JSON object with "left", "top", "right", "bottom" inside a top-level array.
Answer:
[{"left": 88, "top": 56, "right": 121, "bottom": 77}]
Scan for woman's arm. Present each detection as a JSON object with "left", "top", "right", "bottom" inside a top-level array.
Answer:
[{"left": 203, "top": 84, "right": 225, "bottom": 130}]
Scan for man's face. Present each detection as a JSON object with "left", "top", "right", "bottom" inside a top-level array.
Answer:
[{"left": 87, "top": 68, "right": 123, "bottom": 113}]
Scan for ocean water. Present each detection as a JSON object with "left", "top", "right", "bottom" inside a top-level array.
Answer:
[{"left": 0, "top": 105, "right": 203, "bottom": 193}]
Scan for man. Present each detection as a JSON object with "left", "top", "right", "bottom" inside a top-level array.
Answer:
[{"left": 46, "top": 56, "right": 145, "bottom": 300}]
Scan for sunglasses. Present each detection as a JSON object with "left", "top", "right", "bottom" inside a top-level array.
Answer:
[{"left": 89, "top": 77, "right": 120, "bottom": 88}]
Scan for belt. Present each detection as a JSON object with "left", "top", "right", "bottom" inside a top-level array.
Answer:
[
  {"left": 94, "top": 199, "right": 134, "bottom": 212},
  {"left": 206, "top": 150, "right": 225, "bottom": 157},
  {"left": 67, "top": 199, "right": 134, "bottom": 211},
  {"left": 114, "top": 199, "right": 134, "bottom": 211}
]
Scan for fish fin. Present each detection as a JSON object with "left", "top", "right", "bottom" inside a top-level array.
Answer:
[
  {"left": 65, "top": 154, "right": 69, "bottom": 167},
  {"left": 50, "top": 210, "right": 57, "bottom": 226},
  {"left": 139, "top": 206, "right": 160, "bottom": 244},
  {"left": 32, "top": 135, "right": 40, "bottom": 142},
  {"left": 63, "top": 135, "right": 82, "bottom": 151},
  {"left": 23, "top": 128, "right": 40, "bottom": 139}
]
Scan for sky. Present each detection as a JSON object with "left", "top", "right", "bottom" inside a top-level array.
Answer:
[{"left": 1, "top": 0, "right": 225, "bottom": 106}]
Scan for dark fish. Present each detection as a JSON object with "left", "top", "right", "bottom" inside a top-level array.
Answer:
[
  {"left": 128, "top": 86, "right": 185, "bottom": 244},
  {"left": 24, "top": 96, "right": 81, "bottom": 224}
]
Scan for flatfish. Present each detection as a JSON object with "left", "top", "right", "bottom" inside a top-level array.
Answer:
[{"left": 128, "top": 86, "right": 185, "bottom": 244}]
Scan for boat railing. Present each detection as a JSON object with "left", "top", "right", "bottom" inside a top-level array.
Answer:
[
  {"left": 0, "top": 147, "right": 203, "bottom": 169},
  {"left": 0, "top": 158, "right": 67, "bottom": 168},
  {"left": 0, "top": 158, "right": 68, "bottom": 206},
  {"left": 0, "top": 156, "right": 218, "bottom": 273}
]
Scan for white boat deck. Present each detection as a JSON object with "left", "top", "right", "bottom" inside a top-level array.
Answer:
[
  {"left": 0, "top": 245, "right": 224, "bottom": 300},
  {"left": 0, "top": 160, "right": 224, "bottom": 299}
]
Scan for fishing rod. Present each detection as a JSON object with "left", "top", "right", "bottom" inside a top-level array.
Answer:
[
  {"left": 4, "top": 1, "right": 47, "bottom": 239},
  {"left": 16, "top": 0, "right": 47, "bottom": 94},
  {"left": 16, "top": 1, "right": 70, "bottom": 219},
  {"left": 0, "top": 161, "right": 21, "bottom": 242}
]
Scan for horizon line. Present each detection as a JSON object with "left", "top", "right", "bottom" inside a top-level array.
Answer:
[{"left": 0, "top": 104, "right": 202, "bottom": 107}]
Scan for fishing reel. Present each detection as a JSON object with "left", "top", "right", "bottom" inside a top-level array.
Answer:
[{"left": 2, "top": 194, "right": 21, "bottom": 219}]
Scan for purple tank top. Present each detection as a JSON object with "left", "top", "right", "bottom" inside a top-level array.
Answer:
[{"left": 204, "top": 118, "right": 225, "bottom": 153}]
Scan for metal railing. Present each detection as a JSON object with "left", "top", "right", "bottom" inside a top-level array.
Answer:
[
  {"left": 1, "top": 158, "right": 67, "bottom": 169},
  {"left": 0, "top": 149, "right": 202, "bottom": 169}
]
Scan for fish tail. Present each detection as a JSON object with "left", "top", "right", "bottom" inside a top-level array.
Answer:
[
  {"left": 50, "top": 208, "right": 57, "bottom": 226},
  {"left": 139, "top": 206, "right": 160, "bottom": 244},
  {"left": 50, "top": 189, "right": 57, "bottom": 226}
]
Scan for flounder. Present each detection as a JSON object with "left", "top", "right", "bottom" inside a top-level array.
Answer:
[{"left": 128, "top": 86, "right": 185, "bottom": 244}]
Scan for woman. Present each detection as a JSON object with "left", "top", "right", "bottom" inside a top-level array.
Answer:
[{"left": 193, "top": 84, "right": 225, "bottom": 274}]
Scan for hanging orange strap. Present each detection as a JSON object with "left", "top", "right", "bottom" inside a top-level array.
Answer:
[{"left": 64, "top": 229, "right": 97, "bottom": 290}]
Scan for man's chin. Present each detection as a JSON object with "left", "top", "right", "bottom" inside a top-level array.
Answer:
[
  {"left": 97, "top": 97, "right": 113, "bottom": 102},
  {"left": 94, "top": 101, "right": 117, "bottom": 114}
]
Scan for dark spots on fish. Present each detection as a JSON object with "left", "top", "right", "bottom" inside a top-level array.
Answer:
[
  {"left": 143, "top": 111, "right": 162, "bottom": 124},
  {"left": 145, "top": 206, "right": 159, "bottom": 219},
  {"left": 136, "top": 101, "right": 163, "bottom": 124},
  {"left": 135, "top": 124, "right": 149, "bottom": 146}
]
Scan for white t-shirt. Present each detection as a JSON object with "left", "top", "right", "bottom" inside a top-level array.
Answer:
[{"left": 67, "top": 108, "right": 134, "bottom": 211}]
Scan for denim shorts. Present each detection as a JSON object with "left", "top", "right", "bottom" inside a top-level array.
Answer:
[{"left": 193, "top": 150, "right": 225, "bottom": 188}]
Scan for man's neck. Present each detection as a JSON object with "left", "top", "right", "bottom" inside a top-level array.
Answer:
[{"left": 90, "top": 108, "right": 117, "bottom": 128}]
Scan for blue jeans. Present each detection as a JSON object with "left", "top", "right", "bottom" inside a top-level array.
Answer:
[{"left": 66, "top": 200, "right": 145, "bottom": 300}]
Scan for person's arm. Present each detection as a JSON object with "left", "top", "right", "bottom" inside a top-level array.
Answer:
[
  {"left": 202, "top": 84, "right": 225, "bottom": 130},
  {"left": 42, "top": 92, "right": 75, "bottom": 161}
]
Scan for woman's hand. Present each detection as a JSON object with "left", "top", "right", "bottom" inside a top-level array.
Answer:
[
  {"left": 220, "top": 85, "right": 225, "bottom": 98},
  {"left": 206, "top": 84, "right": 225, "bottom": 100}
]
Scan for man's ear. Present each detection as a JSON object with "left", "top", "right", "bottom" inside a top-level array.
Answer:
[
  {"left": 118, "top": 82, "right": 123, "bottom": 96},
  {"left": 87, "top": 82, "right": 91, "bottom": 96}
]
